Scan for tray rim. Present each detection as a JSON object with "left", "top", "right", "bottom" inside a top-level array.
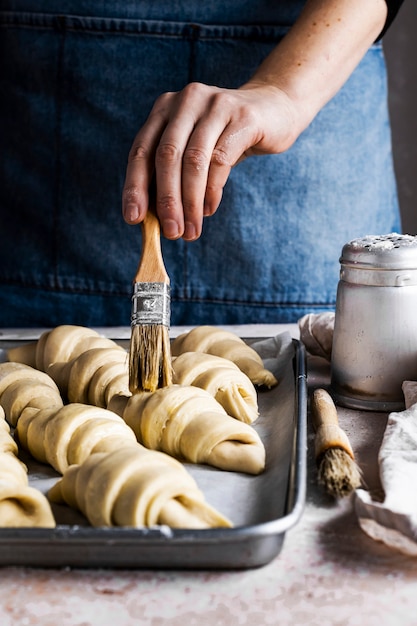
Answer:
[{"left": 0, "top": 336, "right": 307, "bottom": 569}]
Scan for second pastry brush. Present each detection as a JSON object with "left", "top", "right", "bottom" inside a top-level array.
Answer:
[{"left": 311, "top": 388, "right": 361, "bottom": 498}]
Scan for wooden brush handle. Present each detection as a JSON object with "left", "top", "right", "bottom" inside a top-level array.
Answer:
[
  {"left": 133, "top": 209, "right": 169, "bottom": 284},
  {"left": 311, "top": 388, "right": 339, "bottom": 429},
  {"left": 311, "top": 388, "right": 355, "bottom": 460}
]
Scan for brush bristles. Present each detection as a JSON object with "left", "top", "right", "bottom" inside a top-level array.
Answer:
[
  {"left": 317, "top": 448, "right": 362, "bottom": 498},
  {"left": 129, "top": 324, "right": 173, "bottom": 393}
]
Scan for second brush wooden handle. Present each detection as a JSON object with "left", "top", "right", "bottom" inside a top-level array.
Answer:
[
  {"left": 311, "top": 388, "right": 339, "bottom": 428},
  {"left": 311, "top": 388, "right": 355, "bottom": 460}
]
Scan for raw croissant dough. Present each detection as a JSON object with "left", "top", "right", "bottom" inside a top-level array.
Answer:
[
  {"left": 0, "top": 363, "right": 230, "bottom": 528},
  {"left": 0, "top": 405, "right": 55, "bottom": 528},
  {"left": 0, "top": 362, "right": 136, "bottom": 473},
  {"left": 39, "top": 356, "right": 266, "bottom": 474},
  {"left": 48, "top": 347, "right": 129, "bottom": 407},
  {"left": 8, "top": 325, "right": 128, "bottom": 403},
  {"left": 9, "top": 325, "right": 261, "bottom": 423},
  {"left": 7, "top": 324, "right": 123, "bottom": 371},
  {"left": 172, "top": 351, "right": 258, "bottom": 424},
  {"left": 49, "top": 444, "right": 231, "bottom": 529},
  {"left": 7, "top": 325, "right": 266, "bottom": 473},
  {"left": 109, "top": 385, "right": 265, "bottom": 475},
  {"left": 171, "top": 325, "right": 278, "bottom": 388}
]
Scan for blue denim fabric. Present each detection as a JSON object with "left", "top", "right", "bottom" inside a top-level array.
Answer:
[{"left": 0, "top": 1, "right": 401, "bottom": 327}]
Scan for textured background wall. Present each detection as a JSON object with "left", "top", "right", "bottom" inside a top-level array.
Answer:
[{"left": 384, "top": 2, "right": 417, "bottom": 234}]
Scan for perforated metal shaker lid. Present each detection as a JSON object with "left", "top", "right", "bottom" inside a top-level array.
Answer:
[{"left": 340, "top": 233, "right": 417, "bottom": 270}]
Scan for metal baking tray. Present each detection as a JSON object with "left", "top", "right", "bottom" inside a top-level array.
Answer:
[{"left": 0, "top": 332, "right": 307, "bottom": 569}]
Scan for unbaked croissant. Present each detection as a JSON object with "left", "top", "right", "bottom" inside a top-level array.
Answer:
[
  {"left": 0, "top": 363, "right": 136, "bottom": 473},
  {"left": 52, "top": 346, "right": 259, "bottom": 425},
  {"left": 47, "top": 347, "right": 129, "bottom": 407},
  {"left": 109, "top": 385, "right": 266, "bottom": 475},
  {"left": 10, "top": 326, "right": 262, "bottom": 424},
  {"left": 6, "top": 327, "right": 266, "bottom": 474},
  {"left": 171, "top": 326, "right": 278, "bottom": 388},
  {"left": 48, "top": 444, "right": 232, "bottom": 529},
  {"left": 8, "top": 324, "right": 125, "bottom": 374},
  {"left": 0, "top": 365, "right": 230, "bottom": 529},
  {"left": 8, "top": 326, "right": 129, "bottom": 405},
  {"left": 0, "top": 405, "right": 55, "bottom": 528},
  {"left": 172, "top": 351, "right": 258, "bottom": 424},
  {"left": 0, "top": 362, "right": 63, "bottom": 427}
]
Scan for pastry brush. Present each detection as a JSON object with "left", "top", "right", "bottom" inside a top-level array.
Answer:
[
  {"left": 128, "top": 208, "right": 172, "bottom": 393},
  {"left": 311, "top": 388, "right": 361, "bottom": 498}
]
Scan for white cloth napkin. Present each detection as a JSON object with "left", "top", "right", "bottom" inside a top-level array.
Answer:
[
  {"left": 298, "top": 312, "right": 334, "bottom": 361},
  {"left": 355, "top": 382, "right": 417, "bottom": 556},
  {"left": 299, "top": 312, "right": 417, "bottom": 556}
]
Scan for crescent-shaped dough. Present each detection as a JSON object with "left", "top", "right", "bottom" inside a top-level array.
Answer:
[
  {"left": 9, "top": 327, "right": 131, "bottom": 405},
  {"left": 48, "top": 445, "right": 232, "bottom": 529},
  {"left": 17, "top": 406, "right": 58, "bottom": 463},
  {"left": 0, "top": 406, "right": 55, "bottom": 528},
  {"left": 0, "top": 451, "right": 27, "bottom": 484},
  {"left": 0, "top": 481, "right": 56, "bottom": 528},
  {"left": 65, "top": 348, "right": 128, "bottom": 405},
  {"left": 0, "top": 363, "right": 136, "bottom": 473},
  {"left": 88, "top": 363, "right": 129, "bottom": 408},
  {"left": 172, "top": 351, "right": 258, "bottom": 424},
  {"left": 31, "top": 326, "right": 261, "bottom": 425},
  {"left": 43, "top": 403, "right": 136, "bottom": 473},
  {"left": 7, "top": 325, "right": 268, "bottom": 427},
  {"left": 5, "top": 327, "right": 267, "bottom": 476},
  {"left": 0, "top": 379, "right": 63, "bottom": 428},
  {"left": 1, "top": 364, "right": 231, "bottom": 529},
  {"left": 0, "top": 363, "right": 60, "bottom": 402},
  {"left": 6, "top": 342, "right": 37, "bottom": 368},
  {"left": 8, "top": 325, "right": 124, "bottom": 372},
  {"left": 38, "top": 325, "right": 117, "bottom": 371},
  {"left": 15, "top": 402, "right": 137, "bottom": 474},
  {"left": 0, "top": 363, "right": 62, "bottom": 428},
  {"left": 46, "top": 348, "right": 129, "bottom": 407},
  {"left": 119, "top": 385, "right": 265, "bottom": 475},
  {"left": 171, "top": 326, "right": 278, "bottom": 388}
]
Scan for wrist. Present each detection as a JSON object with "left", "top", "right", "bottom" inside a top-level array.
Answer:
[
  {"left": 242, "top": 0, "right": 388, "bottom": 141},
  {"left": 239, "top": 80, "right": 315, "bottom": 149}
]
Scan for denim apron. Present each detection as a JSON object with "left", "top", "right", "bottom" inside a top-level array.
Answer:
[{"left": 0, "top": 1, "right": 401, "bottom": 327}]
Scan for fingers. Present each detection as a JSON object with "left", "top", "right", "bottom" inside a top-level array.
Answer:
[
  {"left": 154, "top": 111, "right": 203, "bottom": 240},
  {"left": 122, "top": 94, "right": 173, "bottom": 225},
  {"left": 123, "top": 84, "right": 262, "bottom": 240},
  {"left": 122, "top": 141, "right": 152, "bottom": 225},
  {"left": 156, "top": 88, "right": 233, "bottom": 240}
]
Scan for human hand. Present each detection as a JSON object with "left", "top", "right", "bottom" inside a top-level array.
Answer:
[
  {"left": 122, "top": 81, "right": 299, "bottom": 241},
  {"left": 122, "top": 0, "right": 388, "bottom": 242}
]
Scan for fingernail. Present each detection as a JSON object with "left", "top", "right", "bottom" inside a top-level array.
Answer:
[
  {"left": 203, "top": 199, "right": 211, "bottom": 217},
  {"left": 163, "top": 219, "right": 181, "bottom": 239},
  {"left": 184, "top": 221, "right": 197, "bottom": 241},
  {"left": 124, "top": 203, "right": 140, "bottom": 223}
]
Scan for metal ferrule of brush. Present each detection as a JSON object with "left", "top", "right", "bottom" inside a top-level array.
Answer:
[{"left": 131, "top": 282, "right": 170, "bottom": 327}]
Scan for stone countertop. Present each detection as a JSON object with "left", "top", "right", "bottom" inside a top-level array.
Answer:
[{"left": 0, "top": 325, "right": 416, "bottom": 626}]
